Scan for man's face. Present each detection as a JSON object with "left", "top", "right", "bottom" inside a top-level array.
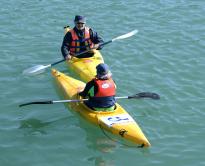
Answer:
[{"left": 75, "top": 22, "right": 85, "bottom": 30}]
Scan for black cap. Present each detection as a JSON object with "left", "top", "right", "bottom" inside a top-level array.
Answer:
[
  {"left": 74, "top": 15, "right": 86, "bottom": 23},
  {"left": 96, "top": 63, "right": 109, "bottom": 76}
]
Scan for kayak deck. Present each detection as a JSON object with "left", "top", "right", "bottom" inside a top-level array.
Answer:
[
  {"left": 66, "top": 50, "right": 104, "bottom": 82},
  {"left": 52, "top": 69, "right": 151, "bottom": 147}
]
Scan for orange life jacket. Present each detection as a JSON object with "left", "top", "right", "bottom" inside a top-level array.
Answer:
[
  {"left": 70, "top": 27, "right": 94, "bottom": 55},
  {"left": 94, "top": 78, "right": 116, "bottom": 97}
]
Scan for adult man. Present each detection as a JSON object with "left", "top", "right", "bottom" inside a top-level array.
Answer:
[
  {"left": 61, "top": 15, "right": 104, "bottom": 60},
  {"left": 79, "top": 63, "right": 116, "bottom": 111}
]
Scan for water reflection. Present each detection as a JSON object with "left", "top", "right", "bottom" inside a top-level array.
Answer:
[
  {"left": 77, "top": 114, "right": 150, "bottom": 165},
  {"left": 78, "top": 117, "right": 116, "bottom": 166}
]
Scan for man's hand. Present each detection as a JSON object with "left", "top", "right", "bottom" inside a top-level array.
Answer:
[
  {"left": 92, "top": 44, "right": 100, "bottom": 49},
  {"left": 65, "top": 54, "right": 72, "bottom": 61}
]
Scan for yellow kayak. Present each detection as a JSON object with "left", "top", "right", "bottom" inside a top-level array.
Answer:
[
  {"left": 64, "top": 26, "right": 104, "bottom": 82},
  {"left": 52, "top": 69, "right": 151, "bottom": 147}
]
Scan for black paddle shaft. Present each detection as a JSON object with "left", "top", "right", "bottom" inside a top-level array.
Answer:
[{"left": 19, "top": 101, "right": 53, "bottom": 107}]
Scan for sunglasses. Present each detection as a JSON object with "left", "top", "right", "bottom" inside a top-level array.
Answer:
[{"left": 77, "top": 22, "right": 85, "bottom": 25}]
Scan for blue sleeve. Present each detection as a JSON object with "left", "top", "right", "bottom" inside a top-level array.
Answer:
[
  {"left": 61, "top": 32, "right": 72, "bottom": 58},
  {"left": 89, "top": 29, "right": 104, "bottom": 50}
]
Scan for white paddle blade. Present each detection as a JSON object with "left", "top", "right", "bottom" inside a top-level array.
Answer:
[
  {"left": 112, "top": 29, "right": 138, "bottom": 42},
  {"left": 22, "top": 65, "right": 49, "bottom": 75}
]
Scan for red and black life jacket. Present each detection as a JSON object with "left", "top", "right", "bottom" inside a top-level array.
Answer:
[
  {"left": 94, "top": 78, "right": 116, "bottom": 97},
  {"left": 85, "top": 78, "right": 116, "bottom": 109}
]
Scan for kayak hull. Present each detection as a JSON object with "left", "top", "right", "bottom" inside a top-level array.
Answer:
[{"left": 52, "top": 69, "right": 151, "bottom": 147}]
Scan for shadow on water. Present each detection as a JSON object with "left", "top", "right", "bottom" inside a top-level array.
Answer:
[
  {"left": 19, "top": 118, "right": 51, "bottom": 129},
  {"left": 18, "top": 116, "right": 73, "bottom": 135},
  {"left": 19, "top": 118, "right": 51, "bottom": 135}
]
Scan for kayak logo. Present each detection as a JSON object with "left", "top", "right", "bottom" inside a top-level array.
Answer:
[
  {"left": 100, "top": 114, "right": 135, "bottom": 127},
  {"left": 107, "top": 116, "right": 129, "bottom": 122},
  {"left": 101, "top": 83, "right": 109, "bottom": 89}
]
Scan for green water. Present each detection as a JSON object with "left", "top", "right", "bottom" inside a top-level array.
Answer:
[{"left": 1, "top": 0, "right": 205, "bottom": 165}]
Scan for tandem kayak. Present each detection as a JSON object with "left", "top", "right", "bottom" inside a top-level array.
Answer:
[
  {"left": 64, "top": 26, "right": 104, "bottom": 82},
  {"left": 52, "top": 69, "right": 151, "bottom": 147}
]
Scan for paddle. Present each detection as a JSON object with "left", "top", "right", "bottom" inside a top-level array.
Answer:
[
  {"left": 22, "top": 29, "right": 138, "bottom": 75},
  {"left": 19, "top": 92, "right": 159, "bottom": 107}
]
